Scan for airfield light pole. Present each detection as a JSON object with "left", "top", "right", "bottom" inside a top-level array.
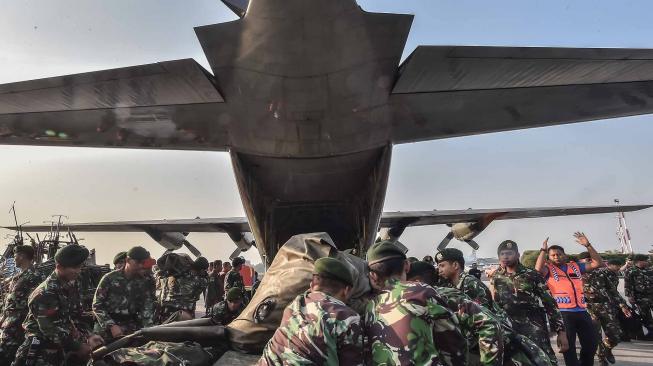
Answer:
[{"left": 614, "top": 199, "right": 634, "bottom": 254}]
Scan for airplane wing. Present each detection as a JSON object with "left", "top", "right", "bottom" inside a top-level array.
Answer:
[
  {"left": 378, "top": 205, "right": 652, "bottom": 228},
  {"left": 0, "top": 59, "right": 229, "bottom": 150},
  {"left": 7, "top": 205, "right": 649, "bottom": 233},
  {"left": 8, "top": 217, "right": 250, "bottom": 233},
  {"left": 390, "top": 46, "right": 653, "bottom": 143}
]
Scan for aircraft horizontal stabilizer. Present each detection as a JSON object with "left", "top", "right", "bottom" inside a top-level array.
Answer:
[
  {"left": 0, "top": 59, "right": 229, "bottom": 150},
  {"left": 390, "top": 46, "right": 653, "bottom": 144}
]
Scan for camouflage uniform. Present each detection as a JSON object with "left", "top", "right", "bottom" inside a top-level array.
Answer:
[
  {"left": 92, "top": 269, "right": 156, "bottom": 341},
  {"left": 259, "top": 290, "right": 363, "bottom": 366},
  {"left": 206, "top": 300, "right": 244, "bottom": 325},
  {"left": 436, "top": 287, "right": 503, "bottom": 366},
  {"left": 491, "top": 264, "right": 565, "bottom": 366},
  {"left": 13, "top": 272, "right": 87, "bottom": 366},
  {"left": 363, "top": 278, "right": 467, "bottom": 366},
  {"left": 100, "top": 341, "right": 214, "bottom": 366},
  {"left": 582, "top": 267, "right": 626, "bottom": 359},
  {"left": 158, "top": 271, "right": 208, "bottom": 322},
  {"left": 224, "top": 268, "right": 245, "bottom": 294},
  {"left": 624, "top": 265, "right": 653, "bottom": 331},
  {"left": 456, "top": 272, "right": 495, "bottom": 310},
  {"left": 0, "top": 267, "right": 43, "bottom": 362}
]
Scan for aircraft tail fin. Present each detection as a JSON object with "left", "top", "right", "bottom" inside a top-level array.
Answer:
[{"left": 220, "top": 0, "right": 248, "bottom": 18}]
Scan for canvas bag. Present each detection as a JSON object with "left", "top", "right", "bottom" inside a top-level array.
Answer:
[{"left": 227, "top": 232, "right": 371, "bottom": 353}]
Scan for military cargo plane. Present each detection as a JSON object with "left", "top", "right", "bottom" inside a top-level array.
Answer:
[{"left": 2, "top": 0, "right": 653, "bottom": 264}]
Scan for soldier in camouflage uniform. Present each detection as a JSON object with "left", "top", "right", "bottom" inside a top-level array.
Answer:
[
  {"left": 92, "top": 246, "right": 156, "bottom": 343},
  {"left": 259, "top": 257, "right": 363, "bottom": 365},
  {"left": 13, "top": 245, "right": 103, "bottom": 366},
  {"left": 577, "top": 254, "right": 632, "bottom": 364},
  {"left": 158, "top": 257, "right": 209, "bottom": 323},
  {"left": 224, "top": 257, "right": 246, "bottom": 295},
  {"left": 363, "top": 240, "right": 467, "bottom": 366},
  {"left": 112, "top": 252, "right": 127, "bottom": 271},
  {"left": 436, "top": 248, "right": 494, "bottom": 310},
  {"left": 0, "top": 245, "right": 43, "bottom": 363},
  {"left": 408, "top": 262, "right": 552, "bottom": 366},
  {"left": 490, "top": 240, "right": 568, "bottom": 366},
  {"left": 624, "top": 254, "right": 653, "bottom": 337},
  {"left": 206, "top": 288, "right": 245, "bottom": 325}
]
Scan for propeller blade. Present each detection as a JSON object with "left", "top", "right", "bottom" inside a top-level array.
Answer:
[
  {"left": 229, "top": 248, "right": 242, "bottom": 260},
  {"left": 465, "top": 240, "right": 480, "bottom": 250},
  {"left": 437, "top": 232, "right": 455, "bottom": 251},
  {"left": 182, "top": 240, "right": 202, "bottom": 258}
]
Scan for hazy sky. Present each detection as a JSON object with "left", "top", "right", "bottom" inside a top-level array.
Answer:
[{"left": 1, "top": 0, "right": 652, "bottom": 265}]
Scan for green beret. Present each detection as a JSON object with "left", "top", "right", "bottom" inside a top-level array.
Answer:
[
  {"left": 435, "top": 248, "right": 464, "bottom": 266},
  {"left": 232, "top": 257, "right": 245, "bottom": 267},
  {"left": 54, "top": 245, "right": 89, "bottom": 267},
  {"left": 193, "top": 257, "right": 210, "bottom": 271},
  {"left": 313, "top": 257, "right": 353, "bottom": 287},
  {"left": 226, "top": 288, "right": 243, "bottom": 302},
  {"left": 497, "top": 240, "right": 519, "bottom": 254},
  {"left": 407, "top": 261, "right": 437, "bottom": 279},
  {"left": 14, "top": 245, "right": 35, "bottom": 258},
  {"left": 367, "top": 240, "right": 407, "bottom": 265},
  {"left": 577, "top": 252, "right": 590, "bottom": 260},
  {"left": 113, "top": 252, "right": 127, "bottom": 265},
  {"left": 407, "top": 256, "right": 419, "bottom": 263},
  {"left": 633, "top": 254, "right": 650, "bottom": 262},
  {"left": 127, "top": 246, "right": 151, "bottom": 261},
  {"left": 607, "top": 259, "right": 622, "bottom": 266}
]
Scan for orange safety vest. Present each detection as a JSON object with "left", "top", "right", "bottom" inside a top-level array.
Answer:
[
  {"left": 545, "top": 261, "right": 586, "bottom": 309},
  {"left": 240, "top": 264, "right": 255, "bottom": 290}
]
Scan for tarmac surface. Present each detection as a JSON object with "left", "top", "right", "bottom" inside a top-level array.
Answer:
[{"left": 554, "top": 339, "right": 653, "bottom": 366}]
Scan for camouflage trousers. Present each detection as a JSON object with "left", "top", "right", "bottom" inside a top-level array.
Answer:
[
  {"left": 510, "top": 313, "right": 557, "bottom": 366},
  {"left": 94, "top": 319, "right": 142, "bottom": 344},
  {"left": 12, "top": 337, "right": 64, "bottom": 366},
  {"left": 634, "top": 297, "right": 653, "bottom": 330},
  {"left": 586, "top": 302, "right": 622, "bottom": 358},
  {"left": 504, "top": 333, "right": 555, "bottom": 366}
]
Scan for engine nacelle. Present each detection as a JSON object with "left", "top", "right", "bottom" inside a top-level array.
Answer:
[{"left": 451, "top": 222, "right": 482, "bottom": 242}]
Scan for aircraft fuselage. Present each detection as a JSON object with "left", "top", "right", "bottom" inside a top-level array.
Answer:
[{"left": 195, "top": 0, "right": 414, "bottom": 259}]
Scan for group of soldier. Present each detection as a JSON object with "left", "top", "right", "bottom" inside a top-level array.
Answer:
[
  {"left": 0, "top": 232, "right": 651, "bottom": 366},
  {"left": 260, "top": 232, "right": 653, "bottom": 366},
  {"left": 0, "top": 243, "right": 253, "bottom": 365}
]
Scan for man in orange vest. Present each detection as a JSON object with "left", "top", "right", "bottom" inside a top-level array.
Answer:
[{"left": 535, "top": 232, "right": 604, "bottom": 366}]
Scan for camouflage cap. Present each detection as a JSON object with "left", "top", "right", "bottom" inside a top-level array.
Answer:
[
  {"left": 226, "top": 288, "right": 243, "bottom": 302},
  {"left": 193, "top": 257, "right": 210, "bottom": 271},
  {"left": 366, "top": 240, "right": 407, "bottom": 265},
  {"left": 497, "top": 240, "right": 519, "bottom": 254},
  {"left": 232, "top": 257, "right": 245, "bottom": 267},
  {"left": 577, "top": 252, "right": 591, "bottom": 260},
  {"left": 113, "top": 251, "right": 127, "bottom": 265},
  {"left": 633, "top": 254, "right": 650, "bottom": 262},
  {"left": 435, "top": 248, "right": 464, "bottom": 265},
  {"left": 313, "top": 257, "right": 353, "bottom": 287},
  {"left": 14, "top": 245, "right": 35, "bottom": 258},
  {"left": 54, "top": 245, "right": 89, "bottom": 267}
]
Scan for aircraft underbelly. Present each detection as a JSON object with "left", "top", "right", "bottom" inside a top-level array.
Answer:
[{"left": 230, "top": 146, "right": 391, "bottom": 260}]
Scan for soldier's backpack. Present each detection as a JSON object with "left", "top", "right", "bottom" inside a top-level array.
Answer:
[
  {"left": 157, "top": 253, "right": 193, "bottom": 277},
  {"left": 226, "top": 232, "right": 370, "bottom": 354}
]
